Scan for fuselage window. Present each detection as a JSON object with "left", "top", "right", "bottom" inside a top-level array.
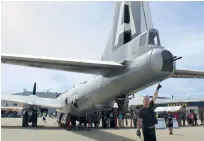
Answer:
[
  {"left": 122, "top": 4, "right": 130, "bottom": 24},
  {"left": 148, "top": 31, "right": 161, "bottom": 46},
  {"left": 117, "top": 29, "right": 132, "bottom": 46},
  {"left": 124, "top": 30, "right": 131, "bottom": 44},
  {"left": 139, "top": 33, "right": 147, "bottom": 47}
]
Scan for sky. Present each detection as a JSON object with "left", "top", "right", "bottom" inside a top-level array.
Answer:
[{"left": 1, "top": 1, "right": 204, "bottom": 100}]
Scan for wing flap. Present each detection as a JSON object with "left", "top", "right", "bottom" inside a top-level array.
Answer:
[
  {"left": 1, "top": 53, "right": 124, "bottom": 74},
  {"left": 171, "top": 69, "right": 204, "bottom": 79},
  {"left": 1, "top": 94, "right": 62, "bottom": 108}
]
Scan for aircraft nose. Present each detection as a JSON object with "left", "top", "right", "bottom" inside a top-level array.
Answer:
[{"left": 151, "top": 48, "right": 174, "bottom": 72}]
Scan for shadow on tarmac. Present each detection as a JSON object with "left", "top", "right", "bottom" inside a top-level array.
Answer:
[
  {"left": 71, "top": 129, "right": 137, "bottom": 141},
  {"left": 2, "top": 125, "right": 139, "bottom": 141},
  {"left": 1, "top": 125, "right": 65, "bottom": 130}
]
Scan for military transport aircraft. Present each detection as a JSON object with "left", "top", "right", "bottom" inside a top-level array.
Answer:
[{"left": 1, "top": 1, "right": 204, "bottom": 127}]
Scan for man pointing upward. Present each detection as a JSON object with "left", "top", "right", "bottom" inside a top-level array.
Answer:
[{"left": 137, "top": 83, "right": 162, "bottom": 141}]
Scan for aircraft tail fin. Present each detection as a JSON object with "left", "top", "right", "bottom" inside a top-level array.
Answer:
[{"left": 102, "top": 1, "right": 153, "bottom": 62}]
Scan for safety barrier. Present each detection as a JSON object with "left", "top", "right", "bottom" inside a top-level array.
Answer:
[
  {"left": 173, "top": 118, "right": 179, "bottom": 128},
  {"left": 114, "top": 117, "right": 138, "bottom": 128},
  {"left": 155, "top": 118, "right": 167, "bottom": 129}
]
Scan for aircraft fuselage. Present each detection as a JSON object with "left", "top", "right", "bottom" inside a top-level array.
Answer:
[{"left": 57, "top": 47, "right": 175, "bottom": 117}]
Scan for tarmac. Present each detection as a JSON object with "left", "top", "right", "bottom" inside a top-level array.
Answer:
[{"left": 1, "top": 118, "right": 204, "bottom": 141}]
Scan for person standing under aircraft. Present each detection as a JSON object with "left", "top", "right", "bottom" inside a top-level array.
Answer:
[
  {"left": 118, "top": 112, "right": 123, "bottom": 128},
  {"left": 136, "top": 83, "right": 162, "bottom": 141},
  {"left": 193, "top": 112, "right": 198, "bottom": 125},
  {"left": 132, "top": 111, "right": 137, "bottom": 128},
  {"left": 167, "top": 112, "right": 173, "bottom": 135},
  {"left": 182, "top": 112, "right": 186, "bottom": 126},
  {"left": 200, "top": 113, "right": 204, "bottom": 125}
]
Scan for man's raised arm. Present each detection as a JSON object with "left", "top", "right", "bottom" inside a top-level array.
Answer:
[{"left": 152, "top": 83, "right": 162, "bottom": 103}]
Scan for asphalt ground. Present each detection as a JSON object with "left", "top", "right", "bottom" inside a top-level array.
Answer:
[{"left": 1, "top": 118, "right": 204, "bottom": 141}]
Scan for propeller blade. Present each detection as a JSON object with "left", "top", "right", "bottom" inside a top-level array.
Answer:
[{"left": 33, "top": 82, "right": 36, "bottom": 95}]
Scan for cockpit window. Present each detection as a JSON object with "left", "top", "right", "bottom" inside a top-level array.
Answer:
[
  {"left": 148, "top": 30, "right": 161, "bottom": 46},
  {"left": 139, "top": 33, "right": 147, "bottom": 47}
]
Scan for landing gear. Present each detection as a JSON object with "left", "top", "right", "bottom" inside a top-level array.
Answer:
[
  {"left": 22, "top": 110, "right": 28, "bottom": 127},
  {"left": 102, "top": 112, "right": 109, "bottom": 128},
  {"left": 79, "top": 116, "right": 88, "bottom": 128},
  {"left": 32, "top": 110, "right": 38, "bottom": 127},
  {"left": 115, "top": 95, "right": 129, "bottom": 113},
  {"left": 70, "top": 117, "right": 76, "bottom": 127},
  {"left": 58, "top": 113, "right": 77, "bottom": 128},
  {"left": 22, "top": 108, "right": 38, "bottom": 127}
]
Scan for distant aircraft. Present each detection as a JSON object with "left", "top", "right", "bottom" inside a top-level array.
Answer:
[{"left": 1, "top": 1, "right": 204, "bottom": 127}]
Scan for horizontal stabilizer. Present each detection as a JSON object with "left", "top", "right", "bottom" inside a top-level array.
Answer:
[
  {"left": 171, "top": 69, "right": 204, "bottom": 79},
  {"left": 1, "top": 94, "right": 62, "bottom": 108},
  {"left": 1, "top": 53, "right": 124, "bottom": 75}
]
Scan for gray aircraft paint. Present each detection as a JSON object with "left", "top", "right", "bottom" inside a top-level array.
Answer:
[
  {"left": 56, "top": 2, "right": 175, "bottom": 117},
  {"left": 101, "top": 1, "right": 153, "bottom": 62}
]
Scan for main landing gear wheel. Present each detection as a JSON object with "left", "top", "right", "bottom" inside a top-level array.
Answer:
[
  {"left": 71, "top": 118, "right": 76, "bottom": 127},
  {"left": 32, "top": 110, "right": 38, "bottom": 127},
  {"left": 22, "top": 111, "right": 29, "bottom": 127},
  {"left": 22, "top": 108, "right": 38, "bottom": 127}
]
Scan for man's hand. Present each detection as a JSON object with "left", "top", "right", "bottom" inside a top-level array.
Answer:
[
  {"left": 152, "top": 83, "right": 162, "bottom": 103},
  {"left": 157, "top": 83, "right": 162, "bottom": 90},
  {"left": 136, "top": 129, "right": 141, "bottom": 137}
]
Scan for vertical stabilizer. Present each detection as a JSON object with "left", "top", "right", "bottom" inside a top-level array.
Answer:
[{"left": 102, "top": 1, "right": 153, "bottom": 62}]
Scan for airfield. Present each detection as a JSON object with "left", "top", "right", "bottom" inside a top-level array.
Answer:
[{"left": 1, "top": 118, "right": 204, "bottom": 141}]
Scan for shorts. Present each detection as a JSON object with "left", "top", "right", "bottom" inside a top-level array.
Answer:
[{"left": 167, "top": 122, "right": 173, "bottom": 128}]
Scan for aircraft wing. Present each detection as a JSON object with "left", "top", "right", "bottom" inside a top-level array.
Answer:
[
  {"left": 171, "top": 69, "right": 204, "bottom": 79},
  {"left": 1, "top": 94, "right": 62, "bottom": 109},
  {"left": 1, "top": 53, "right": 124, "bottom": 75}
]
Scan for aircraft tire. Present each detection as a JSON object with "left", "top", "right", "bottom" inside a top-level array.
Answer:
[
  {"left": 31, "top": 110, "right": 38, "bottom": 127},
  {"left": 57, "top": 113, "right": 63, "bottom": 127},
  {"left": 71, "top": 118, "right": 76, "bottom": 127},
  {"left": 22, "top": 111, "right": 29, "bottom": 127},
  {"left": 102, "top": 119, "right": 108, "bottom": 128}
]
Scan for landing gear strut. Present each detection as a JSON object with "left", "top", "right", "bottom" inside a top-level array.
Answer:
[
  {"left": 22, "top": 110, "right": 28, "bottom": 127},
  {"left": 31, "top": 110, "right": 38, "bottom": 127},
  {"left": 22, "top": 108, "right": 38, "bottom": 127},
  {"left": 115, "top": 95, "right": 129, "bottom": 113}
]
